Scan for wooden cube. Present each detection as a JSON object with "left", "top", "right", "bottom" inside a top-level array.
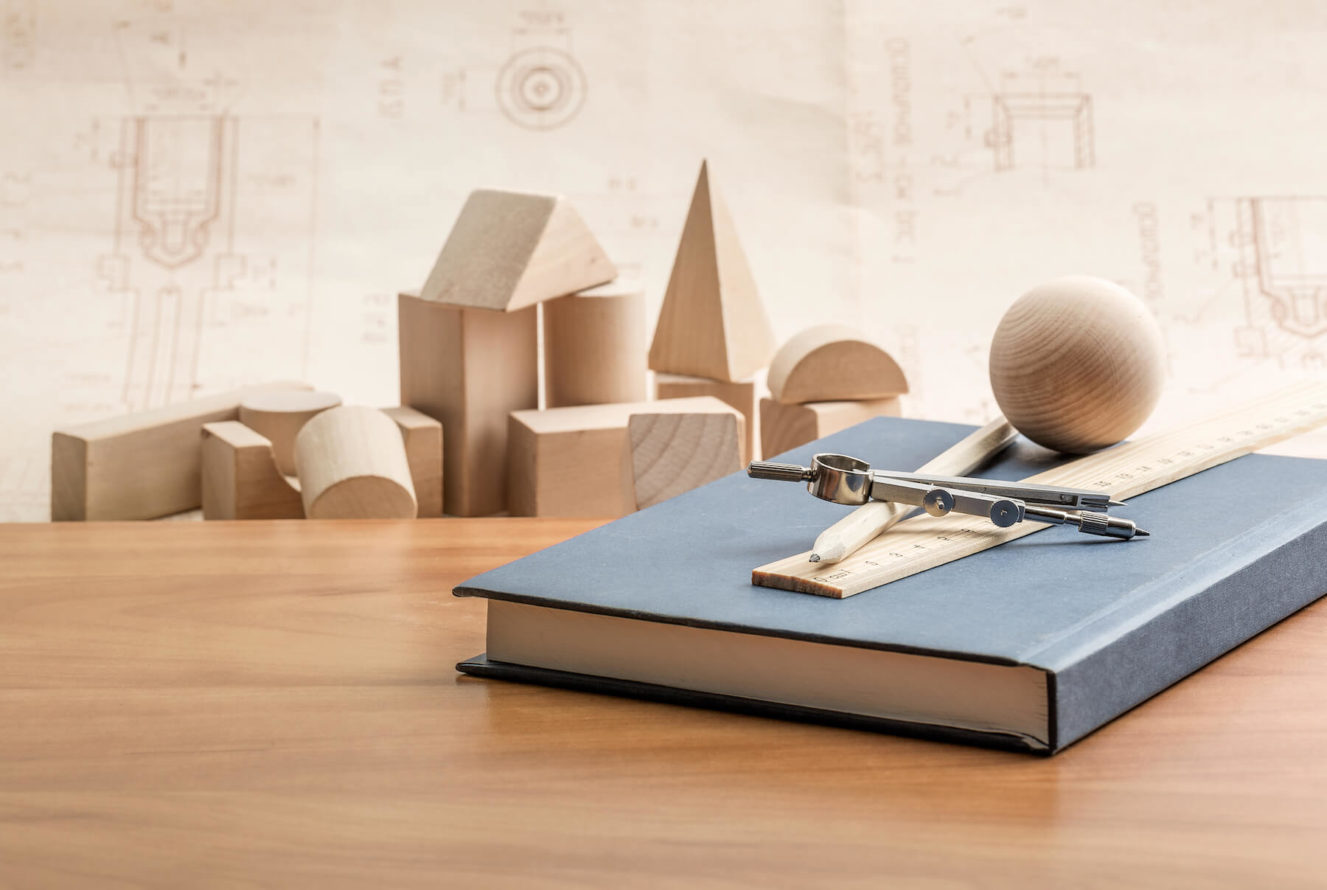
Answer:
[
  {"left": 508, "top": 396, "right": 744, "bottom": 517},
  {"left": 760, "top": 397, "right": 902, "bottom": 458}
]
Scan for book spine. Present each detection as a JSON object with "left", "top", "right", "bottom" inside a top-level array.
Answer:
[{"left": 1051, "top": 514, "right": 1327, "bottom": 751}]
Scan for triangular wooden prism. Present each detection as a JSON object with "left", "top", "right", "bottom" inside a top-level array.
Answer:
[
  {"left": 648, "top": 161, "right": 776, "bottom": 382},
  {"left": 421, "top": 190, "right": 616, "bottom": 312}
]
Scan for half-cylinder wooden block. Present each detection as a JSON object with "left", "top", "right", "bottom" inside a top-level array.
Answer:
[{"left": 760, "top": 397, "right": 902, "bottom": 458}]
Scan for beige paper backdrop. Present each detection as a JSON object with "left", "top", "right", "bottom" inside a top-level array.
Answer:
[{"left": 2, "top": 0, "right": 1325, "bottom": 520}]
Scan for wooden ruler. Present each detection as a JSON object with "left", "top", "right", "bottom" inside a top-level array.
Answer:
[{"left": 753, "top": 381, "right": 1327, "bottom": 598}]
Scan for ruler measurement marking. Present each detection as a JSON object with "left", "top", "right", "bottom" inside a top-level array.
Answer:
[{"left": 753, "top": 383, "right": 1327, "bottom": 598}]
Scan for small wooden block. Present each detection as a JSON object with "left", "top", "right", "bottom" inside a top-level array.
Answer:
[
  {"left": 760, "top": 397, "right": 902, "bottom": 458},
  {"left": 399, "top": 292, "right": 538, "bottom": 516},
  {"left": 200, "top": 421, "right": 303, "bottom": 520},
  {"left": 629, "top": 410, "right": 742, "bottom": 510},
  {"left": 238, "top": 390, "right": 342, "bottom": 476},
  {"left": 654, "top": 373, "right": 756, "bottom": 462},
  {"left": 544, "top": 279, "right": 648, "bottom": 408},
  {"left": 508, "top": 396, "right": 742, "bottom": 518},
  {"left": 381, "top": 406, "right": 443, "bottom": 518},
  {"left": 767, "top": 325, "right": 909, "bottom": 404},
  {"left": 51, "top": 381, "right": 311, "bottom": 521},
  {"left": 294, "top": 407, "right": 418, "bottom": 520},
  {"left": 420, "top": 190, "right": 616, "bottom": 312},
  {"left": 648, "top": 161, "right": 776, "bottom": 382}
]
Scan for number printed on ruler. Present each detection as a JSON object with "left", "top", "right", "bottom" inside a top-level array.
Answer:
[{"left": 754, "top": 382, "right": 1327, "bottom": 598}]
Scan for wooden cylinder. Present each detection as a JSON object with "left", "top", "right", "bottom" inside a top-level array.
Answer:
[
  {"left": 239, "top": 390, "right": 342, "bottom": 475},
  {"left": 293, "top": 406, "right": 418, "bottom": 519},
  {"left": 543, "top": 279, "right": 647, "bottom": 408}
]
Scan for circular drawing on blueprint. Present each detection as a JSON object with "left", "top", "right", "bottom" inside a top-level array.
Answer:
[{"left": 496, "top": 47, "right": 587, "bottom": 130}]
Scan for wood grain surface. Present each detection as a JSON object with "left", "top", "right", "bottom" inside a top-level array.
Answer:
[{"left": 2, "top": 519, "right": 1326, "bottom": 888}]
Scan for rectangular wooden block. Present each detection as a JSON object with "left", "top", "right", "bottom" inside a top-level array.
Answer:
[
  {"left": 382, "top": 406, "right": 444, "bottom": 518},
  {"left": 399, "top": 292, "right": 537, "bottom": 516},
  {"left": 200, "top": 421, "right": 304, "bottom": 520},
  {"left": 508, "top": 396, "right": 742, "bottom": 518},
  {"left": 51, "top": 381, "right": 311, "bottom": 521},
  {"left": 654, "top": 373, "right": 756, "bottom": 462},
  {"left": 760, "top": 397, "right": 902, "bottom": 459}
]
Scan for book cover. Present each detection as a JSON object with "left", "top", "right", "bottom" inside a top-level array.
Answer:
[{"left": 455, "top": 417, "right": 1327, "bottom": 754}]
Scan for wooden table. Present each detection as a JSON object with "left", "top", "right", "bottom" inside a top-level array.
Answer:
[{"left": 3, "top": 520, "right": 1325, "bottom": 888}]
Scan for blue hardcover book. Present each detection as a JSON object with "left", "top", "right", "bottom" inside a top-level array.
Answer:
[{"left": 455, "top": 417, "right": 1327, "bottom": 754}]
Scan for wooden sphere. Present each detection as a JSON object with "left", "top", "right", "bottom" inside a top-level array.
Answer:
[{"left": 989, "top": 276, "right": 1164, "bottom": 454}]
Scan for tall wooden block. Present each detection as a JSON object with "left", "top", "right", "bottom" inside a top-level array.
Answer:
[
  {"left": 382, "top": 406, "right": 444, "bottom": 518},
  {"left": 399, "top": 292, "right": 537, "bottom": 516},
  {"left": 51, "top": 381, "right": 311, "bottom": 521},
  {"left": 544, "top": 279, "right": 648, "bottom": 408},
  {"left": 648, "top": 160, "right": 776, "bottom": 382},
  {"left": 629, "top": 409, "right": 742, "bottom": 510},
  {"left": 654, "top": 373, "right": 756, "bottom": 462},
  {"left": 508, "top": 396, "right": 743, "bottom": 518},
  {"left": 200, "top": 421, "right": 304, "bottom": 520},
  {"left": 760, "top": 397, "right": 902, "bottom": 458},
  {"left": 422, "top": 190, "right": 616, "bottom": 312}
]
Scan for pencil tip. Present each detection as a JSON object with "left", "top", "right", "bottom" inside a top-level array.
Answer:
[
  {"left": 1134, "top": 528, "right": 1150, "bottom": 538},
  {"left": 1109, "top": 500, "right": 1127, "bottom": 508},
  {"left": 808, "top": 553, "right": 821, "bottom": 563}
]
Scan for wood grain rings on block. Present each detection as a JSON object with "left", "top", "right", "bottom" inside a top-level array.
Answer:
[
  {"left": 767, "top": 325, "right": 909, "bottom": 404},
  {"left": 507, "top": 397, "right": 742, "bottom": 517},
  {"left": 239, "top": 390, "right": 342, "bottom": 475},
  {"left": 989, "top": 276, "right": 1164, "bottom": 454},
  {"left": 294, "top": 406, "right": 418, "bottom": 519},
  {"left": 629, "top": 411, "right": 742, "bottom": 509}
]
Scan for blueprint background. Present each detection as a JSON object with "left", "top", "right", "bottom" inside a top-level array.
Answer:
[{"left": 3, "top": 0, "right": 1325, "bottom": 520}]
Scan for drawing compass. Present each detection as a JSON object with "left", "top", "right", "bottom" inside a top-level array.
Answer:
[{"left": 748, "top": 453, "right": 1148, "bottom": 540}]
